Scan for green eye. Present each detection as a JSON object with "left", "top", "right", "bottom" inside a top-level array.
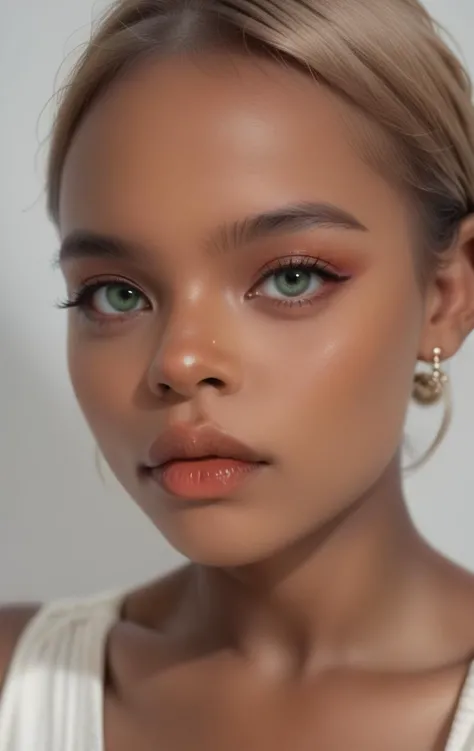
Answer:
[
  {"left": 273, "top": 269, "right": 315, "bottom": 297},
  {"left": 260, "top": 268, "right": 322, "bottom": 300},
  {"left": 100, "top": 283, "right": 144, "bottom": 313},
  {"left": 100, "top": 284, "right": 142, "bottom": 313}
]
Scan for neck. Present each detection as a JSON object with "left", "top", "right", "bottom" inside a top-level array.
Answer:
[{"left": 185, "top": 459, "right": 433, "bottom": 675}]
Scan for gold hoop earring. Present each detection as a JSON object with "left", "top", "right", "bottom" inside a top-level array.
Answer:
[
  {"left": 407, "top": 347, "right": 452, "bottom": 471},
  {"left": 412, "top": 347, "right": 447, "bottom": 405}
]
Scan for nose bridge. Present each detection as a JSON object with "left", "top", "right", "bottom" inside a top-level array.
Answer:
[{"left": 148, "top": 287, "right": 241, "bottom": 396}]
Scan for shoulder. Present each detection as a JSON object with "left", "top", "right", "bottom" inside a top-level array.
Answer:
[
  {"left": 0, "top": 577, "right": 183, "bottom": 698},
  {"left": 0, "top": 589, "right": 126, "bottom": 696},
  {"left": 0, "top": 605, "right": 41, "bottom": 692}
]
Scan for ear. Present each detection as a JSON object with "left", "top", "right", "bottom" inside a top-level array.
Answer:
[{"left": 418, "top": 213, "right": 474, "bottom": 362}]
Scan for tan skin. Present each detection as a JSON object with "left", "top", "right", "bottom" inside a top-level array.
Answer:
[{"left": 3, "top": 50, "right": 474, "bottom": 749}]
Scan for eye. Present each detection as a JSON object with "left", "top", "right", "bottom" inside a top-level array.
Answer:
[
  {"left": 57, "top": 279, "right": 150, "bottom": 320},
  {"left": 260, "top": 267, "right": 323, "bottom": 301},
  {"left": 92, "top": 282, "right": 146, "bottom": 315},
  {"left": 249, "top": 257, "right": 348, "bottom": 306}
]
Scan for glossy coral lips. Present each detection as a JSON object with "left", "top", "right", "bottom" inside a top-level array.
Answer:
[{"left": 142, "top": 424, "right": 268, "bottom": 501}]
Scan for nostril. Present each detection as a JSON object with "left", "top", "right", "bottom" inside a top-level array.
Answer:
[{"left": 202, "top": 377, "right": 225, "bottom": 388}]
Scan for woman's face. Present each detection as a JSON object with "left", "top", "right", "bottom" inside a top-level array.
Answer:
[{"left": 59, "top": 52, "right": 426, "bottom": 565}]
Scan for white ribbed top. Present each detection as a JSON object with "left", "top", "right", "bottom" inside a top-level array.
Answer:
[
  {"left": 0, "top": 590, "right": 473, "bottom": 750},
  {"left": 0, "top": 590, "right": 123, "bottom": 751},
  {"left": 446, "top": 660, "right": 474, "bottom": 751}
]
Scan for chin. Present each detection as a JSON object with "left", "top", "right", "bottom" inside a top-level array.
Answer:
[
  {"left": 164, "top": 528, "right": 271, "bottom": 568},
  {"left": 151, "top": 503, "right": 297, "bottom": 569}
]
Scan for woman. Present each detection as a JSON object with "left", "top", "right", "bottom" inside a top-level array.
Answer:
[{"left": 1, "top": 0, "right": 474, "bottom": 747}]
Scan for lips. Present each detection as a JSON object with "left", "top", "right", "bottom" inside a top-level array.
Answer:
[{"left": 141, "top": 424, "right": 268, "bottom": 500}]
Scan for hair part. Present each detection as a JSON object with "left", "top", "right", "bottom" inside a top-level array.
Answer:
[{"left": 48, "top": 0, "right": 474, "bottom": 272}]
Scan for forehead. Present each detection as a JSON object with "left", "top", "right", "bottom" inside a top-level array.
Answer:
[{"left": 59, "top": 52, "right": 408, "bottom": 240}]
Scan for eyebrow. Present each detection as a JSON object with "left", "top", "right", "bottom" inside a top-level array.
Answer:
[{"left": 54, "top": 201, "right": 367, "bottom": 266}]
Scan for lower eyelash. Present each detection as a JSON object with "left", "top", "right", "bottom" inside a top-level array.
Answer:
[{"left": 271, "top": 297, "right": 316, "bottom": 308}]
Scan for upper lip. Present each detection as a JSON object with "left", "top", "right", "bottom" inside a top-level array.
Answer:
[{"left": 144, "top": 423, "right": 267, "bottom": 469}]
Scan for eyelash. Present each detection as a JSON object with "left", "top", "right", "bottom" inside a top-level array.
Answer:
[{"left": 57, "top": 256, "right": 350, "bottom": 323}]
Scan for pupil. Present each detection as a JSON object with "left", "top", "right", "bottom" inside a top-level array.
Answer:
[{"left": 285, "top": 271, "right": 301, "bottom": 286}]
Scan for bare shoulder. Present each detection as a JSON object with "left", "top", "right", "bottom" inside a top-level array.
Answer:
[{"left": 0, "top": 605, "right": 41, "bottom": 692}]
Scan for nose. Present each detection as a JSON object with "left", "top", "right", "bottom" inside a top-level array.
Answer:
[{"left": 146, "top": 308, "right": 243, "bottom": 400}]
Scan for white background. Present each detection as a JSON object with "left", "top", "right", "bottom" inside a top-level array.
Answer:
[{"left": 1, "top": 0, "right": 473, "bottom": 602}]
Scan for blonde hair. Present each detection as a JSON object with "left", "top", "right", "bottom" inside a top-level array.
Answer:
[{"left": 48, "top": 0, "right": 474, "bottom": 261}]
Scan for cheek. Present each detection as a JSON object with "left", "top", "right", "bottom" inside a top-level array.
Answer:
[
  {"left": 250, "top": 267, "right": 424, "bottom": 489},
  {"left": 67, "top": 326, "right": 143, "bottom": 452}
]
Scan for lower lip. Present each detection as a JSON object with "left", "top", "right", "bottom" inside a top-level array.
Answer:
[{"left": 149, "top": 458, "right": 264, "bottom": 500}]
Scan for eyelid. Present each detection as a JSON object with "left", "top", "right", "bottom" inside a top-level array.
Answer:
[
  {"left": 81, "top": 275, "right": 148, "bottom": 297},
  {"left": 76, "top": 273, "right": 146, "bottom": 290}
]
